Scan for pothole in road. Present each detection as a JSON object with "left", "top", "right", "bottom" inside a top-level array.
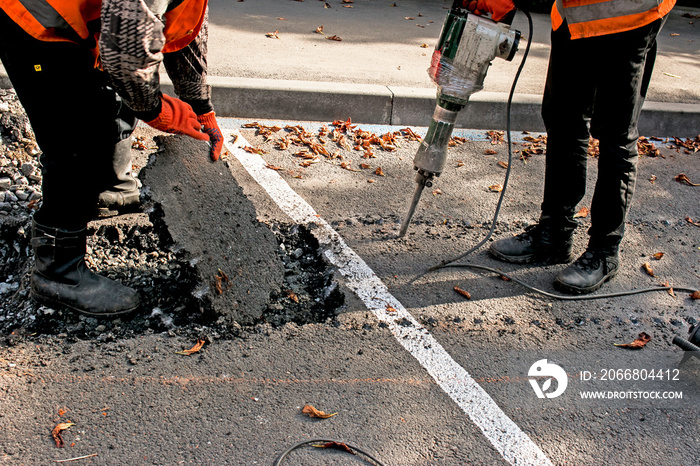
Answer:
[{"left": 0, "top": 212, "right": 345, "bottom": 342}]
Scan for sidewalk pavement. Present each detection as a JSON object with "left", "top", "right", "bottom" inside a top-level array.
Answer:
[{"left": 2, "top": 0, "right": 699, "bottom": 135}]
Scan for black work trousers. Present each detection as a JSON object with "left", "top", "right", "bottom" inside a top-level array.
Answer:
[
  {"left": 0, "top": 8, "right": 137, "bottom": 230},
  {"left": 540, "top": 18, "right": 665, "bottom": 254}
]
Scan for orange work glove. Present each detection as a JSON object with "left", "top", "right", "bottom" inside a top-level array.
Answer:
[
  {"left": 465, "top": 0, "right": 515, "bottom": 22},
  {"left": 145, "top": 94, "right": 209, "bottom": 142},
  {"left": 197, "top": 111, "right": 224, "bottom": 161}
]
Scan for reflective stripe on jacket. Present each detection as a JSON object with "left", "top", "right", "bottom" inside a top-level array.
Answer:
[
  {"left": 552, "top": 0, "right": 676, "bottom": 39},
  {"left": 0, "top": 0, "right": 206, "bottom": 53}
]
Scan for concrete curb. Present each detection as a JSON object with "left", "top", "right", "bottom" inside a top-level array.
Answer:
[{"left": 3, "top": 72, "right": 699, "bottom": 135}]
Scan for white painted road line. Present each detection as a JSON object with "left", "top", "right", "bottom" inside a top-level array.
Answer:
[{"left": 225, "top": 131, "right": 553, "bottom": 466}]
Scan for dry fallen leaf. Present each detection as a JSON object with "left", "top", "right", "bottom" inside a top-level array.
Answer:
[
  {"left": 420, "top": 43, "right": 429, "bottom": 48},
  {"left": 313, "top": 441, "right": 355, "bottom": 454},
  {"left": 573, "top": 207, "right": 590, "bottom": 218},
  {"left": 432, "top": 188, "right": 442, "bottom": 195},
  {"left": 484, "top": 149, "right": 498, "bottom": 155},
  {"left": 614, "top": 332, "right": 651, "bottom": 349},
  {"left": 286, "top": 290, "right": 299, "bottom": 303},
  {"left": 642, "top": 262, "right": 655, "bottom": 277},
  {"left": 686, "top": 217, "right": 700, "bottom": 227},
  {"left": 454, "top": 286, "right": 471, "bottom": 299},
  {"left": 660, "top": 280, "right": 676, "bottom": 297},
  {"left": 265, "top": 30, "right": 280, "bottom": 39},
  {"left": 265, "top": 163, "right": 283, "bottom": 171},
  {"left": 675, "top": 173, "right": 699, "bottom": 186},
  {"left": 386, "top": 305, "right": 397, "bottom": 315},
  {"left": 497, "top": 161, "right": 509, "bottom": 169},
  {"left": 488, "top": 184, "right": 503, "bottom": 193},
  {"left": 690, "top": 291, "right": 700, "bottom": 299},
  {"left": 214, "top": 268, "right": 231, "bottom": 295},
  {"left": 52, "top": 422, "right": 75, "bottom": 448},
  {"left": 175, "top": 339, "right": 206, "bottom": 356},
  {"left": 456, "top": 161, "right": 465, "bottom": 167},
  {"left": 326, "top": 35, "right": 342, "bottom": 41},
  {"left": 302, "top": 405, "right": 338, "bottom": 419},
  {"left": 652, "top": 252, "right": 665, "bottom": 260},
  {"left": 375, "top": 167, "right": 385, "bottom": 176}
]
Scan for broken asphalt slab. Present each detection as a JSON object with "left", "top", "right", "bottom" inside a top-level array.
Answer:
[{"left": 140, "top": 136, "right": 285, "bottom": 326}]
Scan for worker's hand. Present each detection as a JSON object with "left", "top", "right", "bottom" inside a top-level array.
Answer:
[
  {"left": 144, "top": 94, "right": 209, "bottom": 142},
  {"left": 197, "top": 112, "right": 224, "bottom": 161},
  {"left": 465, "top": 0, "right": 516, "bottom": 22}
]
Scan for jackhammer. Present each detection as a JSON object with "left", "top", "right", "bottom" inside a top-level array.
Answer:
[{"left": 398, "top": 1, "right": 520, "bottom": 237}]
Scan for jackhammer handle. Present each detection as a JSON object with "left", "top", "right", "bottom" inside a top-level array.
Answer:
[{"left": 672, "top": 336, "right": 700, "bottom": 353}]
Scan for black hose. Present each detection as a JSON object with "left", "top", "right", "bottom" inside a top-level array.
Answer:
[{"left": 272, "top": 439, "right": 385, "bottom": 466}]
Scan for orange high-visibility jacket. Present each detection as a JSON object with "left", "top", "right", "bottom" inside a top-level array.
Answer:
[
  {"left": 552, "top": 0, "right": 676, "bottom": 39},
  {"left": 0, "top": 0, "right": 206, "bottom": 54}
]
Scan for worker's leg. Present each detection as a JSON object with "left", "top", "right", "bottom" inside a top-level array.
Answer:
[
  {"left": 0, "top": 9, "right": 138, "bottom": 315},
  {"left": 555, "top": 18, "right": 666, "bottom": 294},
  {"left": 489, "top": 23, "right": 592, "bottom": 265}
]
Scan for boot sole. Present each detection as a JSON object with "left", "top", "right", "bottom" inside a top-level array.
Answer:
[
  {"left": 30, "top": 290, "right": 138, "bottom": 317},
  {"left": 95, "top": 203, "right": 141, "bottom": 219},
  {"left": 553, "top": 268, "right": 619, "bottom": 295}
]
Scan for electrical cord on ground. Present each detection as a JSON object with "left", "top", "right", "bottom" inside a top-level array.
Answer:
[
  {"left": 444, "top": 263, "right": 698, "bottom": 300},
  {"left": 272, "top": 439, "right": 385, "bottom": 466},
  {"left": 426, "top": 10, "right": 699, "bottom": 300}
]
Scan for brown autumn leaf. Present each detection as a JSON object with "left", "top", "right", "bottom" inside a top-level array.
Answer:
[
  {"left": 456, "top": 161, "right": 465, "bottom": 167},
  {"left": 454, "top": 286, "right": 471, "bottom": 299},
  {"left": 265, "top": 30, "right": 280, "bottom": 39},
  {"left": 488, "top": 184, "right": 503, "bottom": 193},
  {"left": 244, "top": 145, "right": 267, "bottom": 155},
  {"left": 497, "top": 161, "right": 509, "bottom": 169},
  {"left": 405, "top": 16, "right": 415, "bottom": 20},
  {"left": 340, "top": 161, "right": 358, "bottom": 171},
  {"left": 214, "top": 268, "right": 231, "bottom": 295},
  {"left": 176, "top": 339, "right": 206, "bottom": 356},
  {"left": 265, "top": 163, "right": 283, "bottom": 171},
  {"left": 313, "top": 441, "right": 355, "bottom": 454},
  {"left": 315, "top": 25, "right": 324, "bottom": 34},
  {"left": 367, "top": 179, "right": 375, "bottom": 183},
  {"left": 432, "top": 188, "right": 442, "bottom": 195},
  {"left": 52, "top": 422, "right": 75, "bottom": 448},
  {"left": 386, "top": 305, "right": 397, "bottom": 315},
  {"left": 359, "top": 163, "right": 371, "bottom": 169},
  {"left": 660, "top": 280, "right": 676, "bottom": 297},
  {"left": 642, "top": 262, "right": 655, "bottom": 277},
  {"left": 573, "top": 207, "right": 590, "bottom": 218},
  {"left": 484, "top": 149, "right": 498, "bottom": 155},
  {"left": 652, "top": 252, "right": 665, "bottom": 260},
  {"left": 302, "top": 404, "right": 338, "bottom": 419},
  {"left": 649, "top": 174, "right": 657, "bottom": 183},
  {"left": 614, "top": 332, "right": 651, "bottom": 349},
  {"left": 326, "top": 35, "right": 342, "bottom": 41},
  {"left": 675, "top": 173, "right": 699, "bottom": 186},
  {"left": 375, "top": 167, "right": 385, "bottom": 176},
  {"left": 420, "top": 43, "right": 429, "bottom": 48},
  {"left": 686, "top": 216, "right": 700, "bottom": 227},
  {"left": 286, "top": 290, "right": 299, "bottom": 303},
  {"left": 690, "top": 291, "right": 700, "bottom": 299}
]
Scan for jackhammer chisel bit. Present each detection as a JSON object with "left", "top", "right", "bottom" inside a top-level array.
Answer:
[{"left": 398, "top": 2, "right": 519, "bottom": 237}]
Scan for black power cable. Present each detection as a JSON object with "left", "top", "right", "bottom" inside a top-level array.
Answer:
[
  {"left": 427, "top": 10, "right": 699, "bottom": 300},
  {"left": 272, "top": 439, "right": 385, "bottom": 466}
]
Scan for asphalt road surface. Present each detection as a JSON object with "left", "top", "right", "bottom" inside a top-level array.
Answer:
[{"left": 1, "top": 118, "right": 699, "bottom": 465}]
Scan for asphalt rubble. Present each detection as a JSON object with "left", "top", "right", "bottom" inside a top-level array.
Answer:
[{"left": 0, "top": 88, "right": 346, "bottom": 345}]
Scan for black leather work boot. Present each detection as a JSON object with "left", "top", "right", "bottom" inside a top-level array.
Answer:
[
  {"left": 96, "top": 138, "right": 140, "bottom": 218},
  {"left": 489, "top": 224, "right": 575, "bottom": 264},
  {"left": 554, "top": 249, "right": 619, "bottom": 294},
  {"left": 30, "top": 221, "right": 140, "bottom": 316}
]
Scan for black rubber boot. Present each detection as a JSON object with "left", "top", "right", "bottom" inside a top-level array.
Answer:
[
  {"left": 489, "top": 224, "right": 575, "bottom": 264},
  {"left": 30, "top": 221, "right": 140, "bottom": 316},
  {"left": 96, "top": 138, "right": 140, "bottom": 218},
  {"left": 554, "top": 249, "right": 619, "bottom": 294}
]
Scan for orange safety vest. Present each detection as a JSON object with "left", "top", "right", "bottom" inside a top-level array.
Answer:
[
  {"left": 0, "top": 0, "right": 206, "bottom": 54},
  {"left": 552, "top": 0, "right": 676, "bottom": 39}
]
